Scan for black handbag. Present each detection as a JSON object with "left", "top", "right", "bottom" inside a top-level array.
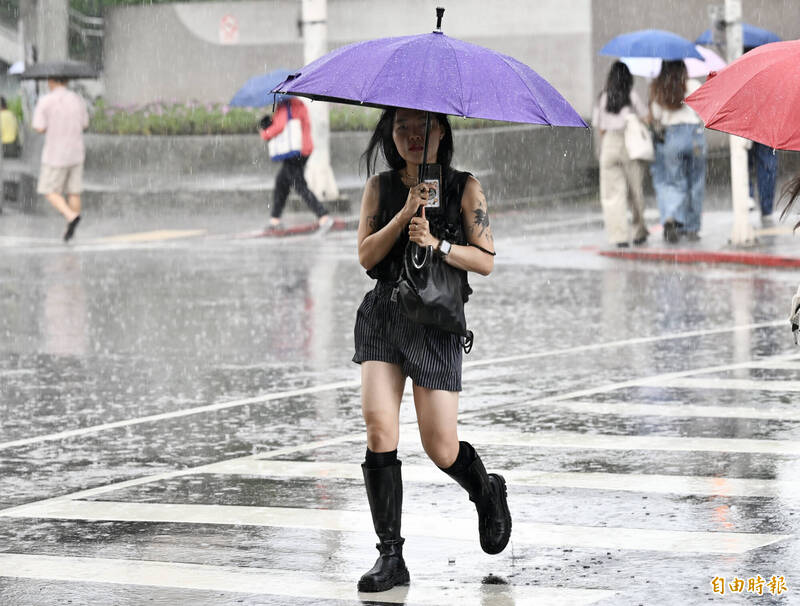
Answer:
[{"left": 393, "top": 171, "right": 474, "bottom": 353}]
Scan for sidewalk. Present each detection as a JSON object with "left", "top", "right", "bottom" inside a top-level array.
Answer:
[{"left": 595, "top": 201, "right": 800, "bottom": 269}]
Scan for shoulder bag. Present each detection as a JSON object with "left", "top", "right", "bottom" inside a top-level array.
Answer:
[
  {"left": 624, "top": 113, "right": 654, "bottom": 162},
  {"left": 394, "top": 171, "right": 474, "bottom": 353},
  {"left": 267, "top": 104, "right": 303, "bottom": 162}
]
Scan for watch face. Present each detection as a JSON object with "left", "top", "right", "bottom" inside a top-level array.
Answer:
[{"left": 440, "top": 240, "right": 451, "bottom": 255}]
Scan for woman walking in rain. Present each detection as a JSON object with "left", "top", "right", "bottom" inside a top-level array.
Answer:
[
  {"left": 649, "top": 60, "right": 707, "bottom": 243},
  {"left": 592, "top": 61, "right": 650, "bottom": 247},
  {"left": 352, "top": 107, "right": 511, "bottom": 592}
]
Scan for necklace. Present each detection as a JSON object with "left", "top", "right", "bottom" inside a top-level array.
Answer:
[{"left": 399, "top": 168, "right": 418, "bottom": 188}]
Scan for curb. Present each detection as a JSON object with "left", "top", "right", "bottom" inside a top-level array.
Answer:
[{"left": 594, "top": 247, "right": 800, "bottom": 269}]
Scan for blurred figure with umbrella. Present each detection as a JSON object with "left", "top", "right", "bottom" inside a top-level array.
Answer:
[
  {"left": 649, "top": 61, "right": 706, "bottom": 242},
  {"left": 591, "top": 61, "right": 649, "bottom": 247},
  {"left": 684, "top": 39, "right": 800, "bottom": 337},
  {"left": 696, "top": 24, "right": 782, "bottom": 225},
  {"left": 31, "top": 73, "right": 89, "bottom": 242},
  {"left": 230, "top": 69, "right": 331, "bottom": 231},
  {"left": 275, "top": 7, "right": 585, "bottom": 593}
]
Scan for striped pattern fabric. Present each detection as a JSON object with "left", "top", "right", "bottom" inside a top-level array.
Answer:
[{"left": 353, "top": 281, "right": 463, "bottom": 391}]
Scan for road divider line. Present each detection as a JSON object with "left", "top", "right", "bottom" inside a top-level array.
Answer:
[
  {"left": 537, "top": 400, "right": 800, "bottom": 422},
  {"left": 0, "top": 553, "right": 614, "bottom": 606},
  {"left": 0, "top": 500, "right": 786, "bottom": 554}
]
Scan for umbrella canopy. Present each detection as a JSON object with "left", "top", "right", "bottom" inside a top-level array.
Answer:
[
  {"left": 273, "top": 31, "right": 586, "bottom": 127},
  {"left": 622, "top": 45, "right": 726, "bottom": 79},
  {"left": 600, "top": 30, "right": 704, "bottom": 61},
  {"left": 20, "top": 61, "right": 98, "bottom": 80},
  {"left": 7, "top": 61, "right": 24, "bottom": 75},
  {"left": 696, "top": 23, "right": 781, "bottom": 48},
  {"left": 685, "top": 40, "right": 800, "bottom": 151},
  {"left": 230, "top": 69, "right": 293, "bottom": 108}
]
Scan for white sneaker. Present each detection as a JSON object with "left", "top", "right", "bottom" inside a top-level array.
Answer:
[{"left": 761, "top": 214, "right": 776, "bottom": 228}]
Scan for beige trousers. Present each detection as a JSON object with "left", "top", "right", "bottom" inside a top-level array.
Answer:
[{"left": 599, "top": 130, "right": 647, "bottom": 244}]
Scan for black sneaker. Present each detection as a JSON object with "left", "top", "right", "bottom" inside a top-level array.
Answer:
[{"left": 64, "top": 216, "right": 81, "bottom": 242}]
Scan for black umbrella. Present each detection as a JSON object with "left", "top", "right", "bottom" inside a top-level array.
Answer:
[{"left": 19, "top": 61, "right": 98, "bottom": 80}]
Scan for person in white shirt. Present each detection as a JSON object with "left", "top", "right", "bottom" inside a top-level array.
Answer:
[
  {"left": 592, "top": 61, "right": 650, "bottom": 247},
  {"left": 32, "top": 77, "right": 89, "bottom": 242},
  {"left": 649, "top": 61, "right": 707, "bottom": 243}
]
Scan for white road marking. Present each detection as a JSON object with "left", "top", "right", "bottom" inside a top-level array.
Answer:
[
  {"left": 456, "top": 429, "right": 800, "bottom": 456},
  {"left": 1, "top": 500, "right": 786, "bottom": 554},
  {"left": 200, "top": 459, "right": 800, "bottom": 499},
  {"left": 1, "top": 322, "right": 790, "bottom": 451},
  {"left": 543, "top": 400, "right": 800, "bottom": 421},
  {"left": 0, "top": 381, "right": 360, "bottom": 451},
  {"left": 93, "top": 229, "right": 207, "bottom": 243},
  {"left": 0, "top": 553, "right": 614, "bottom": 606},
  {"left": 647, "top": 377, "right": 800, "bottom": 393}
]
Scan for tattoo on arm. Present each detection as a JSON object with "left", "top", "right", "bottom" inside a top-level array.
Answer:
[{"left": 472, "top": 202, "right": 493, "bottom": 242}]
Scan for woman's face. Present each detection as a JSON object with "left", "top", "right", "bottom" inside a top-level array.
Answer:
[{"left": 392, "top": 109, "right": 443, "bottom": 167}]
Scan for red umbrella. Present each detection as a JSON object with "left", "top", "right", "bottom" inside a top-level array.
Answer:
[{"left": 685, "top": 40, "right": 800, "bottom": 151}]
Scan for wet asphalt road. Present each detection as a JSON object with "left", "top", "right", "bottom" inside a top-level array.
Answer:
[{"left": 1, "top": 203, "right": 800, "bottom": 605}]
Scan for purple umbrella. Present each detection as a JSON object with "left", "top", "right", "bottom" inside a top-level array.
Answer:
[{"left": 273, "top": 9, "right": 586, "bottom": 129}]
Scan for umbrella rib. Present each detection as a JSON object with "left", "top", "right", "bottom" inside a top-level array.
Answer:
[
  {"left": 361, "top": 36, "right": 422, "bottom": 105},
  {"left": 441, "top": 35, "right": 466, "bottom": 116},
  {"left": 495, "top": 55, "right": 550, "bottom": 122}
]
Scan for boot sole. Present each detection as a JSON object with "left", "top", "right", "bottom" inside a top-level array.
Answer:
[
  {"left": 357, "top": 569, "right": 410, "bottom": 592},
  {"left": 481, "top": 474, "right": 512, "bottom": 555}
]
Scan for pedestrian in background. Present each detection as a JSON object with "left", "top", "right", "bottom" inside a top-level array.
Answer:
[
  {"left": 260, "top": 96, "right": 332, "bottom": 232},
  {"left": 649, "top": 60, "right": 707, "bottom": 243},
  {"left": 32, "top": 78, "right": 89, "bottom": 242},
  {"left": 353, "top": 107, "right": 510, "bottom": 592},
  {"left": 592, "top": 61, "right": 649, "bottom": 247},
  {"left": 0, "top": 96, "right": 20, "bottom": 158},
  {"left": 748, "top": 140, "right": 778, "bottom": 226}
]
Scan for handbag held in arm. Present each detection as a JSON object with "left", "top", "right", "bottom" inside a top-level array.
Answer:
[
  {"left": 624, "top": 113, "right": 655, "bottom": 162},
  {"left": 393, "top": 170, "right": 474, "bottom": 353},
  {"left": 267, "top": 104, "right": 303, "bottom": 162}
]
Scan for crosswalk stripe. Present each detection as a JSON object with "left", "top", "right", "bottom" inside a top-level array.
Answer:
[
  {"left": 646, "top": 377, "right": 800, "bottom": 392},
  {"left": 537, "top": 400, "right": 800, "bottom": 421},
  {"left": 0, "top": 553, "right": 614, "bottom": 606},
  {"left": 456, "top": 430, "right": 800, "bottom": 455},
  {"left": 1, "top": 500, "right": 786, "bottom": 554},
  {"left": 201, "top": 459, "right": 800, "bottom": 499}
]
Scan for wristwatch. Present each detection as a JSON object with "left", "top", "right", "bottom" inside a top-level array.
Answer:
[{"left": 436, "top": 239, "right": 452, "bottom": 257}]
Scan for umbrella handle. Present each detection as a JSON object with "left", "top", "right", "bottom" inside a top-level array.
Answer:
[
  {"left": 418, "top": 111, "right": 432, "bottom": 185},
  {"left": 435, "top": 7, "right": 445, "bottom": 31}
]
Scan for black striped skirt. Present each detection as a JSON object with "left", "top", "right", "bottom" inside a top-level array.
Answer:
[{"left": 353, "top": 281, "right": 463, "bottom": 392}]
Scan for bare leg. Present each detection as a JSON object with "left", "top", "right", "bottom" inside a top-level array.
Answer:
[
  {"left": 45, "top": 193, "right": 78, "bottom": 222},
  {"left": 412, "top": 384, "right": 460, "bottom": 468},
  {"left": 361, "top": 361, "right": 406, "bottom": 452},
  {"left": 67, "top": 194, "right": 81, "bottom": 216}
]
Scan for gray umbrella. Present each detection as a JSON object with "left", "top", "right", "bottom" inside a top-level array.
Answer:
[{"left": 19, "top": 61, "right": 98, "bottom": 80}]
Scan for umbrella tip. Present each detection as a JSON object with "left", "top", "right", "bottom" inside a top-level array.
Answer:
[{"left": 435, "top": 7, "right": 445, "bottom": 31}]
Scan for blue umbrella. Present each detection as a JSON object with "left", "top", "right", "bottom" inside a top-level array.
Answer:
[
  {"left": 230, "top": 69, "right": 293, "bottom": 108},
  {"left": 696, "top": 23, "right": 781, "bottom": 49},
  {"left": 600, "top": 29, "right": 703, "bottom": 60}
]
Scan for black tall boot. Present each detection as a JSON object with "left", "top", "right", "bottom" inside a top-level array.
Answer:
[
  {"left": 442, "top": 442, "right": 512, "bottom": 555},
  {"left": 357, "top": 461, "right": 410, "bottom": 592}
]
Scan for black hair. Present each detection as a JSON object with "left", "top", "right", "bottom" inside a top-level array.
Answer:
[
  {"left": 780, "top": 172, "right": 800, "bottom": 230},
  {"left": 361, "top": 107, "right": 454, "bottom": 177},
  {"left": 605, "top": 61, "right": 633, "bottom": 114}
]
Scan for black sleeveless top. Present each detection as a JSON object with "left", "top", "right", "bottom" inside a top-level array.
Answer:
[{"left": 367, "top": 168, "right": 472, "bottom": 293}]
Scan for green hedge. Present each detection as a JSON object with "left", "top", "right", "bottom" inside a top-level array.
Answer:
[{"left": 87, "top": 99, "right": 514, "bottom": 136}]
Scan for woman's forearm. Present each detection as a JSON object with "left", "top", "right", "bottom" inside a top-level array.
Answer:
[
  {"left": 441, "top": 242, "right": 494, "bottom": 276},
  {"left": 358, "top": 211, "right": 410, "bottom": 270}
]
